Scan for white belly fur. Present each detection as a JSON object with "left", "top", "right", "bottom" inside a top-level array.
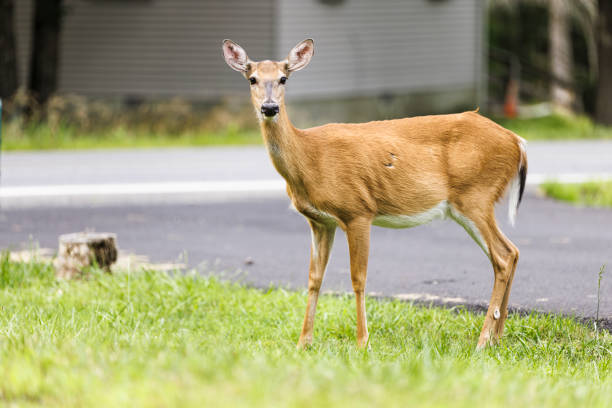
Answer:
[
  {"left": 373, "top": 201, "right": 449, "bottom": 229},
  {"left": 373, "top": 201, "right": 490, "bottom": 258}
]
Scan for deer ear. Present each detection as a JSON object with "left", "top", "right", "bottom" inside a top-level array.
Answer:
[
  {"left": 222, "top": 39, "right": 250, "bottom": 73},
  {"left": 286, "top": 39, "right": 314, "bottom": 73}
]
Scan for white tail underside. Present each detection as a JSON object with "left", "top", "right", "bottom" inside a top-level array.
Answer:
[{"left": 507, "top": 139, "right": 527, "bottom": 226}]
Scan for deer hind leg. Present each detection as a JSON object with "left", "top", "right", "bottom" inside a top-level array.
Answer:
[
  {"left": 297, "top": 220, "right": 336, "bottom": 349},
  {"left": 479, "top": 224, "right": 518, "bottom": 349},
  {"left": 495, "top": 230, "right": 519, "bottom": 339},
  {"left": 450, "top": 205, "right": 518, "bottom": 349}
]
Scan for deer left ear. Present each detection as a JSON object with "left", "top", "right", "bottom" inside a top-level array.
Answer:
[{"left": 286, "top": 39, "right": 314, "bottom": 73}]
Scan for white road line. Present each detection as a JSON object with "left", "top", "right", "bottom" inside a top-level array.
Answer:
[
  {"left": 0, "top": 180, "right": 285, "bottom": 198},
  {"left": 0, "top": 173, "right": 610, "bottom": 199}
]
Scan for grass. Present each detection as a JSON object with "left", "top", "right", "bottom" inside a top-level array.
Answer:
[
  {"left": 496, "top": 114, "right": 612, "bottom": 141},
  {"left": 1, "top": 121, "right": 261, "bottom": 150},
  {"left": 0, "top": 256, "right": 610, "bottom": 407},
  {"left": 2, "top": 113, "right": 612, "bottom": 151},
  {"left": 541, "top": 181, "right": 612, "bottom": 207}
]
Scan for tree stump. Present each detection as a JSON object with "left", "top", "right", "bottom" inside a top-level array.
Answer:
[{"left": 53, "top": 232, "right": 118, "bottom": 279}]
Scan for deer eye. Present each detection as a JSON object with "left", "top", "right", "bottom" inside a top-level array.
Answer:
[
  {"left": 279, "top": 76, "right": 287, "bottom": 85},
  {"left": 249, "top": 77, "right": 257, "bottom": 85}
]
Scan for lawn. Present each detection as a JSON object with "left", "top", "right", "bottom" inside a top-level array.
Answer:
[
  {"left": 0, "top": 257, "right": 610, "bottom": 407},
  {"left": 2, "top": 113, "right": 612, "bottom": 151},
  {"left": 1, "top": 121, "right": 261, "bottom": 150},
  {"left": 541, "top": 181, "right": 612, "bottom": 207},
  {"left": 495, "top": 114, "right": 612, "bottom": 141}
]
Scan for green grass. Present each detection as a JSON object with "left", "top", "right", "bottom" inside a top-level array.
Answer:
[
  {"left": 0, "top": 257, "right": 610, "bottom": 407},
  {"left": 1, "top": 122, "right": 261, "bottom": 150},
  {"left": 496, "top": 114, "right": 612, "bottom": 141},
  {"left": 3, "top": 113, "right": 612, "bottom": 151},
  {"left": 541, "top": 181, "right": 612, "bottom": 207}
]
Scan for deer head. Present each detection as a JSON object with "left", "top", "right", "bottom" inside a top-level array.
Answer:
[{"left": 222, "top": 39, "right": 314, "bottom": 122}]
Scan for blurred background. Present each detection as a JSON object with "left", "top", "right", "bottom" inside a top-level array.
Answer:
[
  {"left": 0, "top": 0, "right": 610, "bottom": 332},
  {"left": 0, "top": 0, "right": 611, "bottom": 148}
]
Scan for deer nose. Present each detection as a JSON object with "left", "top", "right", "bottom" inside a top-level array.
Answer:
[{"left": 261, "top": 103, "right": 279, "bottom": 117}]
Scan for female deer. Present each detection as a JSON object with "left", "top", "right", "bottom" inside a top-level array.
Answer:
[{"left": 222, "top": 39, "right": 527, "bottom": 349}]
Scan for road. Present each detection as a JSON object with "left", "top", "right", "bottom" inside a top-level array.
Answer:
[
  {"left": 3, "top": 140, "right": 612, "bottom": 184},
  {"left": 1, "top": 142, "right": 611, "bottom": 325}
]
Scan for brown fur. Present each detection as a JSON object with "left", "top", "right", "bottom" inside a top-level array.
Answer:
[{"left": 223, "top": 39, "right": 527, "bottom": 349}]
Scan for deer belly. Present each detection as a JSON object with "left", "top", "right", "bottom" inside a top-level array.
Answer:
[{"left": 373, "top": 201, "right": 449, "bottom": 229}]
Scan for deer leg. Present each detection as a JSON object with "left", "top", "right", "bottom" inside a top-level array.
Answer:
[
  {"left": 345, "top": 218, "right": 371, "bottom": 348},
  {"left": 297, "top": 220, "right": 336, "bottom": 349},
  {"left": 450, "top": 205, "right": 518, "bottom": 349},
  {"left": 495, "top": 230, "right": 519, "bottom": 339},
  {"left": 475, "top": 217, "right": 518, "bottom": 349}
]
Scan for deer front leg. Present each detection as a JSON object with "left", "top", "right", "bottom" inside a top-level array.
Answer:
[
  {"left": 297, "top": 220, "right": 336, "bottom": 349},
  {"left": 346, "top": 218, "right": 372, "bottom": 348}
]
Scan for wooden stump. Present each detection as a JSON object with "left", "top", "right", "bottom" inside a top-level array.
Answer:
[{"left": 53, "top": 232, "right": 118, "bottom": 279}]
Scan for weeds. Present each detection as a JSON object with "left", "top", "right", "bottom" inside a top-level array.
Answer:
[
  {"left": 1, "top": 91, "right": 261, "bottom": 150},
  {"left": 3, "top": 90, "right": 612, "bottom": 150},
  {"left": 541, "top": 181, "right": 612, "bottom": 207},
  {"left": 495, "top": 113, "right": 612, "bottom": 141},
  {"left": 596, "top": 265, "right": 607, "bottom": 333}
]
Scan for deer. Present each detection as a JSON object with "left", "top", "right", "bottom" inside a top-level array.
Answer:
[{"left": 222, "top": 38, "right": 527, "bottom": 350}]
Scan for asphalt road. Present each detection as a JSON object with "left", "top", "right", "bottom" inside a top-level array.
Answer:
[
  {"left": 2, "top": 141, "right": 612, "bottom": 188},
  {"left": 1, "top": 142, "right": 611, "bottom": 325}
]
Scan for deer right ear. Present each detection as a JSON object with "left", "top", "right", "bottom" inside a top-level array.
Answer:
[{"left": 222, "top": 39, "right": 250, "bottom": 73}]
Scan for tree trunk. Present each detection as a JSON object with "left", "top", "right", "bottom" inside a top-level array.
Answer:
[
  {"left": 29, "top": 0, "right": 63, "bottom": 105},
  {"left": 596, "top": 0, "right": 612, "bottom": 126},
  {"left": 549, "top": 0, "right": 575, "bottom": 112},
  {"left": 0, "top": 0, "right": 18, "bottom": 99}
]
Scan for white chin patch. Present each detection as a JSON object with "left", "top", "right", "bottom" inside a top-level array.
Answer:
[
  {"left": 261, "top": 114, "right": 279, "bottom": 123},
  {"left": 255, "top": 110, "right": 278, "bottom": 122}
]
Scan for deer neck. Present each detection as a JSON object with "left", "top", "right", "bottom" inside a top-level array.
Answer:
[{"left": 259, "top": 104, "right": 302, "bottom": 182}]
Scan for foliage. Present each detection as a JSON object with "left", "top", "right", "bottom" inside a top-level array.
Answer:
[
  {"left": 488, "top": 0, "right": 597, "bottom": 113},
  {"left": 488, "top": 2, "right": 550, "bottom": 103},
  {"left": 1, "top": 92, "right": 260, "bottom": 150},
  {"left": 3, "top": 111, "right": 612, "bottom": 151},
  {"left": 1, "top": 120, "right": 260, "bottom": 150},
  {"left": 496, "top": 113, "right": 612, "bottom": 140},
  {"left": 2, "top": 90, "right": 612, "bottom": 150},
  {"left": 0, "top": 258, "right": 610, "bottom": 407},
  {"left": 541, "top": 181, "right": 612, "bottom": 207}
]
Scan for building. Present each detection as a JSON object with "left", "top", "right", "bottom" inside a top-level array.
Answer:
[{"left": 14, "top": 0, "right": 486, "bottom": 124}]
